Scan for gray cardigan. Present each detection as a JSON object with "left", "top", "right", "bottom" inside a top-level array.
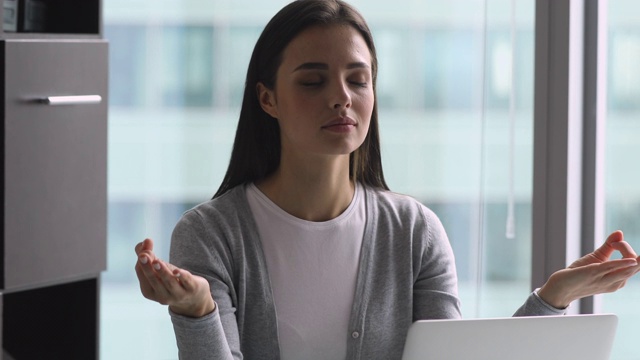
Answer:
[{"left": 169, "top": 184, "right": 563, "bottom": 360}]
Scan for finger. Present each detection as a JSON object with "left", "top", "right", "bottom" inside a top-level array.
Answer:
[
  {"left": 610, "top": 241, "right": 638, "bottom": 259},
  {"left": 172, "top": 268, "right": 197, "bottom": 292},
  {"left": 596, "top": 263, "right": 640, "bottom": 288},
  {"left": 597, "top": 258, "right": 639, "bottom": 273},
  {"left": 598, "top": 279, "right": 628, "bottom": 294},
  {"left": 153, "top": 260, "right": 184, "bottom": 293},
  {"left": 602, "top": 268, "right": 638, "bottom": 289},
  {"left": 137, "top": 252, "right": 157, "bottom": 267},
  {"left": 138, "top": 257, "right": 173, "bottom": 301},
  {"left": 135, "top": 238, "right": 154, "bottom": 255},
  {"left": 137, "top": 239, "right": 158, "bottom": 264},
  {"left": 592, "top": 231, "right": 624, "bottom": 261},
  {"left": 605, "top": 230, "right": 624, "bottom": 244},
  {"left": 135, "top": 261, "right": 158, "bottom": 299}
]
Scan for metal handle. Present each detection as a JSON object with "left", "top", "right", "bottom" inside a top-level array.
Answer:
[{"left": 38, "top": 95, "right": 102, "bottom": 105}]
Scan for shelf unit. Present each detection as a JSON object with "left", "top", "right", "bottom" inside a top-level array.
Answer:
[{"left": 1, "top": 1, "right": 107, "bottom": 359}]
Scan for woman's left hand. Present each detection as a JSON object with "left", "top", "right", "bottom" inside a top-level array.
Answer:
[{"left": 538, "top": 230, "right": 640, "bottom": 309}]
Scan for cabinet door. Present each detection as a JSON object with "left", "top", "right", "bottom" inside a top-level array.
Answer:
[{"left": 2, "top": 40, "right": 108, "bottom": 290}]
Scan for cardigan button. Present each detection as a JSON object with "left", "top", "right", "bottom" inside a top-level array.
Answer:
[{"left": 351, "top": 331, "right": 360, "bottom": 339}]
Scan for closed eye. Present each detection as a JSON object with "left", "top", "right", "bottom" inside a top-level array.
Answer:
[
  {"left": 300, "top": 81, "right": 323, "bottom": 87},
  {"left": 350, "top": 81, "right": 368, "bottom": 88}
]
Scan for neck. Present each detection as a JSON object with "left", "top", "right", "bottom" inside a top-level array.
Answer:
[{"left": 256, "top": 153, "right": 354, "bottom": 222}]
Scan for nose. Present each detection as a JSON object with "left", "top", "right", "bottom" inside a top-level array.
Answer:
[{"left": 330, "top": 80, "right": 351, "bottom": 110}]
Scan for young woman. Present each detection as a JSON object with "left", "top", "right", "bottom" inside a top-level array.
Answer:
[{"left": 134, "top": 1, "right": 640, "bottom": 359}]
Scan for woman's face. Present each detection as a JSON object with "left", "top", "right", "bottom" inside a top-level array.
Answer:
[{"left": 258, "top": 24, "right": 374, "bottom": 160}]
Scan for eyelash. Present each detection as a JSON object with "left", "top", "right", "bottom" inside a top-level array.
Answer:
[
  {"left": 300, "top": 80, "right": 368, "bottom": 88},
  {"left": 350, "top": 81, "right": 368, "bottom": 88},
  {"left": 301, "top": 81, "right": 322, "bottom": 87}
]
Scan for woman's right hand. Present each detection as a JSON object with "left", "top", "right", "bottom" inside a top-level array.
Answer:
[{"left": 134, "top": 238, "right": 216, "bottom": 318}]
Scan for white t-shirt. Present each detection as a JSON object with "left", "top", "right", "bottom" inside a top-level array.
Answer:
[{"left": 246, "top": 183, "right": 366, "bottom": 360}]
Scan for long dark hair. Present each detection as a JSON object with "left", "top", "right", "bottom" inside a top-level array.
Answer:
[{"left": 214, "top": 0, "right": 388, "bottom": 198}]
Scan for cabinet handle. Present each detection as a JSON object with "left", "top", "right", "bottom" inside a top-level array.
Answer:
[{"left": 38, "top": 95, "right": 102, "bottom": 105}]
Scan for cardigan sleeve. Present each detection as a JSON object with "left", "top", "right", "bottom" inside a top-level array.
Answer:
[
  {"left": 412, "top": 205, "right": 463, "bottom": 320},
  {"left": 513, "top": 289, "right": 567, "bottom": 317},
  {"left": 410, "top": 203, "right": 564, "bottom": 320},
  {"left": 168, "top": 210, "right": 242, "bottom": 360},
  {"left": 169, "top": 307, "right": 235, "bottom": 359}
]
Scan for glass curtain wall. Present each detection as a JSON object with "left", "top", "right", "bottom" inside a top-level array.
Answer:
[
  {"left": 101, "top": 0, "right": 535, "bottom": 358},
  {"left": 602, "top": 1, "right": 640, "bottom": 358}
]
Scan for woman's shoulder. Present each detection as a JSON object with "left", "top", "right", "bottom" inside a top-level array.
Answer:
[
  {"left": 363, "top": 185, "right": 449, "bottom": 248},
  {"left": 171, "top": 184, "right": 255, "bottom": 251},
  {"left": 364, "top": 185, "right": 438, "bottom": 219},
  {"left": 180, "top": 184, "right": 250, "bottom": 224}
]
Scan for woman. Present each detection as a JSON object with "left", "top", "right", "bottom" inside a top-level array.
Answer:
[{"left": 135, "top": 1, "right": 640, "bottom": 359}]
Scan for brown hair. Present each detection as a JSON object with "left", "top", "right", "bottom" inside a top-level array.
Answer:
[{"left": 214, "top": 0, "right": 388, "bottom": 198}]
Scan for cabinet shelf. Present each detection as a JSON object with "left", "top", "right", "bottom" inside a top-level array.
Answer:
[
  {"left": 2, "top": 0, "right": 101, "bottom": 37},
  {"left": 2, "top": 278, "right": 99, "bottom": 359},
  {"left": 0, "top": 31, "right": 101, "bottom": 40}
]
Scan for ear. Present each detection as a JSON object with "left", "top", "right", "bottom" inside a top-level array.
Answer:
[{"left": 256, "top": 82, "right": 278, "bottom": 119}]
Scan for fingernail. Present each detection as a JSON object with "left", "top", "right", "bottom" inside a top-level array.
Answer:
[
  {"left": 139, "top": 256, "right": 148, "bottom": 264},
  {"left": 153, "top": 262, "right": 161, "bottom": 271}
]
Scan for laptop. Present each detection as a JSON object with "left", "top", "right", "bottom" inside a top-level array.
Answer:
[{"left": 402, "top": 314, "right": 618, "bottom": 360}]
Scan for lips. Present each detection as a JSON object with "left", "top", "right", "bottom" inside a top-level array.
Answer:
[{"left": 322, "top": 117, "right": 357, "bottom": 128}]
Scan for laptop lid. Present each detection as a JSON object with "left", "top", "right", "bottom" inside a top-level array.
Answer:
[{"left": 402, "top": 314, "right": 618, "bottom": 360}]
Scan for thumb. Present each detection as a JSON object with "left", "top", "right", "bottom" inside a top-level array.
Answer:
[{"left": 592, "top": 231, "right": 624, "bottom": 261}]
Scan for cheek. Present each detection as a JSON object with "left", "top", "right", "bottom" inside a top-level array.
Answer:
[
  {"left": 275, "top": 93, "right": 316, "bottom": 133},
  {"left": 355, "top": 91, "right": 375, "bottom": 119},
  {"left": 279, "top": 90, "right": 318, "bottom": 116}
]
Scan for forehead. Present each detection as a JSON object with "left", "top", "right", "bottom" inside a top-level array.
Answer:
[{"left": 280, "top": 24, "right": 372, "bottom": 68}]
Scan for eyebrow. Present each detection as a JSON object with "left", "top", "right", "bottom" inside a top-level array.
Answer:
[{"left": 293, "top": 62, "right": 370, "bottom": 72}]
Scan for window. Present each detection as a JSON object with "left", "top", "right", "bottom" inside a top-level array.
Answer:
[
  {"left": 161, "top": 25, "right": 215, "bottom": 108},
  {"left": 105, "top": 25, "right": 147, "bottom": 107},
  {"left": 602, "top": 1, "right": 640, "bottom": 358},
  {"left": 102, "top": 0, "right": 535, "bottom": 358}
]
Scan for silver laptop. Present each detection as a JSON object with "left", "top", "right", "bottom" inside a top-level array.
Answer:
[{"left": 402, "top": 314, "right": 618, "bottom": 360}]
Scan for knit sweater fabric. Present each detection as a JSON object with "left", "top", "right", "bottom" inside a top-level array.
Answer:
[{"left": 169, "top": 184, "right": 563, "bottom": 360}]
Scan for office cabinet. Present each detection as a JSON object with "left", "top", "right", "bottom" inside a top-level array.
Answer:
[
  {"left": 0, "top": 1, "right": 107, "bottom": 359},
  {"left": 3, "top": 39, "right": 107, "bottom": 290}
]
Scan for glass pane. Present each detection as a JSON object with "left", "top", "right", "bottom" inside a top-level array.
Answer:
[
  {"left": 161, "top": 25, "right": 215, "bottom": 108},
  {"left": 476, "top": 0, "right": 536, "bottom": 316},
  {"left": 603, "top": 1, "right": 640, "bottom": 358},
  {"left": 104, "top": 25, "right": 147, "bottom": 107},
  {"left": 355, "top": 0, "right": 535, "bottom": 317},
  {"left": 101, "top": 0, "right": 535, "bottom": 358}
]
